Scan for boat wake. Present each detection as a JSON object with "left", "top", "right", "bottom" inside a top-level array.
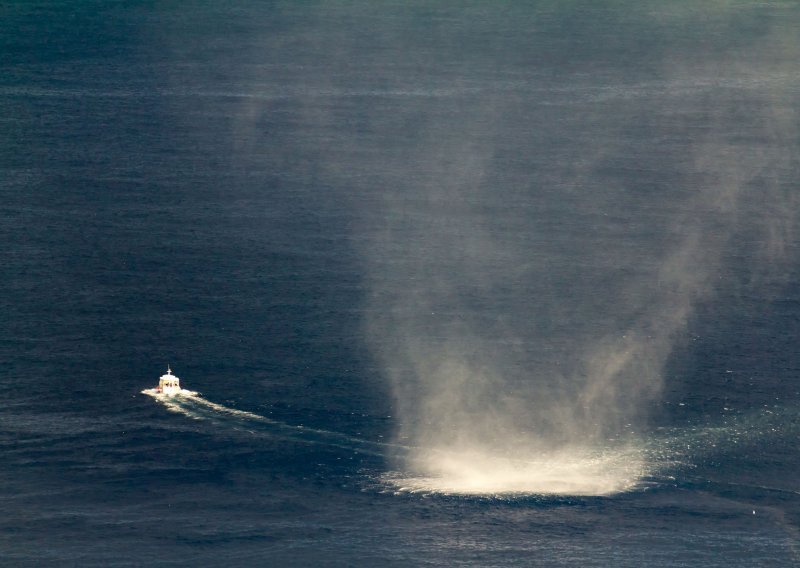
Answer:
[{"left": 141, "top": 388, "right": 399, "bottom": 458}]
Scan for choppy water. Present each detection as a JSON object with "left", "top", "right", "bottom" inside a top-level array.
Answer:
[{"left": 2, "top": 1, "right": 800, "bottom": 566}]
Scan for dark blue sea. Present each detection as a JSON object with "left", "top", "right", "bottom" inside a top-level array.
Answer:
[{"left": 2, "top": 1, "right": 800, "bottom": 566}]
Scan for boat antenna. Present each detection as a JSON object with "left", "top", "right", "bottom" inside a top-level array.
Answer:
[{"left": 167, "top": 363, "right": 171, "bottom": 374}]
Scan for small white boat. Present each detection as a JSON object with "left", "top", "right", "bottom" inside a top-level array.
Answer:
[{"left": 155, "top": 365, "right": 182, "bottom": 395}]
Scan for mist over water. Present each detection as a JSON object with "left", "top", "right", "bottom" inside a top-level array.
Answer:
[{"left": 349, "top": 7, "right": 800, "bottom": 495}]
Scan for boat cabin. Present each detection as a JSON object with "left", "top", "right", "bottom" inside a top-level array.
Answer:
[{"left": 157, "top": 366, "right": 181, "bottom": 395}]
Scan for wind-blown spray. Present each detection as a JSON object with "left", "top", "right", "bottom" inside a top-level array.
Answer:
[{"left": 357, "top": 19, "right": 799, "bottom": 495}]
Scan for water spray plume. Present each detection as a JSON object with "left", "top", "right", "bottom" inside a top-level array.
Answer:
[{"left": 359, "top": 20, "right": 800, "bottom": 496}]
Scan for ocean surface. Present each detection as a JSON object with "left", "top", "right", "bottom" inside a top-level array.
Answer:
[{"left": 2, "top": 1, "right": 800, "bottom": 566}]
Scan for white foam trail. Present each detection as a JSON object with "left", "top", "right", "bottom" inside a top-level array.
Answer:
[
  {"left": 141, "top": 389, "right": 402, "bottom": 457},
  {"left": 142, "top": 389, "right": 271, "bottom": 421},
  {"left": 141, "top": 389, "right": 203, "bottom": 419}
]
